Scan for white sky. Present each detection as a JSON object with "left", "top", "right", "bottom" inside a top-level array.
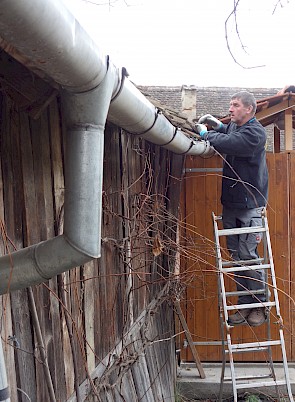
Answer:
[{"left": 62, "top": 0, "right": 294, "bottom": 89}]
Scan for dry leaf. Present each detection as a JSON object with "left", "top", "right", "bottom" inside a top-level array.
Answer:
[{"left": 152, "top": 233, "right": 164, "bottom": 256}]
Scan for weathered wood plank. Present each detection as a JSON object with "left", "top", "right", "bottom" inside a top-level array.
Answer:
[
  {"left": 0, "top": 93, "right": 18, "bottom": 402},
  {"left": 29, "top": 112, "right": 53, "bottom": 400},
  {"left": 2, "top": 99, "right": 37, "bottom": 402},
  {"left": 48, "top": 98, "right": 67, "bottom": 402},
  {"left": 20, "top": 111, "right": 47, "bottom": 400},
  {"left": 83, "top": 260, "right": 95, "bottom": 373}
]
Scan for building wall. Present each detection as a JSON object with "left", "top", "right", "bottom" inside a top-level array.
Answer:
[{"left": 0, "top": 92, "right": 182, "bottom": 402}]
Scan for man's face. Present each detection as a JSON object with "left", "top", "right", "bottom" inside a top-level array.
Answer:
[{"left": 228, "top": 97, "right": 253, "bottom": 126}]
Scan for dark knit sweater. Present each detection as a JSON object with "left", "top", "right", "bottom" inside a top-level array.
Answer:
[{"left": 203, "top": 118, "right": 268, "bottom": 209}]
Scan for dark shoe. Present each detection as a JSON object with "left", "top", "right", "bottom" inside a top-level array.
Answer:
[
  {"left": 247, "top": 308, "right": 266, "bottom": 327},
  {"left": 227, "top": 308, "right": 252, "bottom": 326}
]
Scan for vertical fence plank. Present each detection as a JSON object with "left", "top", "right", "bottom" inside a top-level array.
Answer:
[{"left": 289, "top": 152, "right": 295, "bottom": 361}]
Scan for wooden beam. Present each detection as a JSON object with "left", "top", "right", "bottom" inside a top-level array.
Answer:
[
  {"left": 256, "top": 99, "right": 295, "bottom": 121},
  {"left": 285, "top": 108, "right": 293, "bottom": 150}
]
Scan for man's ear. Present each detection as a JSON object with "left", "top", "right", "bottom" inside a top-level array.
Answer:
[{"left": 247, "top": 105, "right": 254, "bottom": 115}]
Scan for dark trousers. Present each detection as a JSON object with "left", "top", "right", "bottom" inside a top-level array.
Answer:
[{"left": 222, "top": 206, "right": 266, "bottom": 305}]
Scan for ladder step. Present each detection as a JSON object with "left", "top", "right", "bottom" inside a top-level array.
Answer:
[
  {"left": 218, "top": 226, "right": 266, "bottom": 237},
  {"left": 236, "top": 380, "right": 286, "bottom": 390},
  {"left": 224, "top": 374, "right": 273, "bottom": 381},
  {"left": 231, "top": 340, "right": 282, "bottom": 351},
  {"left": 221, "top": 263, "right": 271, "bottom": 273},
  {"left": 226, "top": 301, "right": 275, "bottom": 311},
  {"left": 226, "top": 347, "right": 269, "bottom": 353},
  {"left": 222, "top": 258, "right": 264, "bottom": 267},
  {"left": 225, "top": 289, "right": 266, "bottom": 297}
]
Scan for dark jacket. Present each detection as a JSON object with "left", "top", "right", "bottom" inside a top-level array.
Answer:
[{"left": 203, "top": 118, "right": 268, "bottom": 209}]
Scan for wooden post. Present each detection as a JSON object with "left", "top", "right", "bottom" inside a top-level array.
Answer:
[
  {"left": 284, "top": 108, "right": 293, "bottom": 150},
  {"left": 174, "top": 299, "right": 206, "bottom": 379}
]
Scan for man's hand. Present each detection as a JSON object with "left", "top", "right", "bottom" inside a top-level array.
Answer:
[
  {"left": 194, "top": 123, "right": 207, "bottom": 138},
  {"left": 198, "top": 114, "right": 223, "bottom": 130}
]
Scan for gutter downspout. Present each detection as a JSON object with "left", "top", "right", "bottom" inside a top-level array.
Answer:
[
  {"left": 0, "top": 340, "right": 9, "bottom": 402},
  {"left": 0, "top": 0, "right": 212, "bottom": 295},
  {"left": 0, "top": 63, "right": 117, "bottom": 293}
]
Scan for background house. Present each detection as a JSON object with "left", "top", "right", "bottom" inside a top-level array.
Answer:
[{"left": 138, "top": 85, "right": 295, "bottom": 151}]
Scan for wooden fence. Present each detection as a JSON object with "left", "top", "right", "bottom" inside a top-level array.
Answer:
[{"left": 181, "top": 152, "right": 295, "bottom": 362}]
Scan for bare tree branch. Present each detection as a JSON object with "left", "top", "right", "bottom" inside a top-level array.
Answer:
[
  {"left": 81, "top": 0, "right": 136, "bottom": 7},
  {"left": 225, "top": 0, "right": 265, "bottom": 69},
  {"left": 272, "top": 0, "right": 290, "bottom": 14}
]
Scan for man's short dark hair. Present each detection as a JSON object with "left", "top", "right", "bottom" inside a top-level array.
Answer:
[{"left": 231, "top": 91, "right": 257, "bottom": 114}]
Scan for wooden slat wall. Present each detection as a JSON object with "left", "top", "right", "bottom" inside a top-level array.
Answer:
[
  {"left": 0, "top": 94, "right": 181, "bottom": 401},
  {"left": 290, "top": 153, "right": 295, "bottom": 361},
  {"left": 182, "top": 152, "right": 295, "bottom": 362}
]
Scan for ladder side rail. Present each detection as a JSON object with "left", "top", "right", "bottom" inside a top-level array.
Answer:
[
  {"left": 212, "top": 213, "right": 231, "bottom": 402},
  {"left": 261, "top": 215, "right": 277, "bottom": 387},
  {"left": 218, "top": 304, "right": 226, "bottom": 402},
  {"left": 263, "top": 215, "right": 282, "bottom": 317},
  {"left": 218, "top": 256, "right": 230, "bottom": 322},
  {"left": 262, "top": 212, "right": 290, "bottom": 399},
  {"left": 279, "top": 328, "right": 294, "bottom": 401},
  {"left": 227, "top": 332, "right": 238, "bottom": 402},
  {"left": 212, "top": 216, "right": 230, "bottom": 323}
]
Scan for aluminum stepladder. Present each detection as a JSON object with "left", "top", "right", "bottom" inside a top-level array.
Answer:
[{"left": 212, "top": 209, "right": 294, "bottom": 402}]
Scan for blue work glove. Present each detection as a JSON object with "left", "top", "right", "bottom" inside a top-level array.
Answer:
[
  {"left": 198, "top": 114, "right": 223, "bottom": 131},
  {"left": 194, "top": 123, "right": 208, "bottom": 138}
]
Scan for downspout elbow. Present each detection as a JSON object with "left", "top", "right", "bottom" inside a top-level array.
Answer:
[
  {"left": 0, "top": 236, "right": 93, "bottom": 294},
  {"left": 0, "top": 64, "right": 117, "bottom": 295}
]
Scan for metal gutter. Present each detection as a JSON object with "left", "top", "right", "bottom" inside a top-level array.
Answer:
[{"left": 0, "top": 0, "right": 212, "bottom": 295}]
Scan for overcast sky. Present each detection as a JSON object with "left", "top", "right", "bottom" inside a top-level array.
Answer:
[{"left": 62, "top": 0, "right": 294, "bottom": 89}]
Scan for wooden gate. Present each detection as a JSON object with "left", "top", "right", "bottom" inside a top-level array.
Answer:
[{"left": 181, "top": 152, "right": 295, "bottom": 362}]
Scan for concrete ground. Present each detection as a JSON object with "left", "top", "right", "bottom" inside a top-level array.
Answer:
[{"left": 177, "top": 362, "right": 295, "bottom": 401}]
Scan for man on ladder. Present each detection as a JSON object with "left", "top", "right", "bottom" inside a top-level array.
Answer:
[{"left": 195, "top": 90, "right": 269, "bottom": 327}]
